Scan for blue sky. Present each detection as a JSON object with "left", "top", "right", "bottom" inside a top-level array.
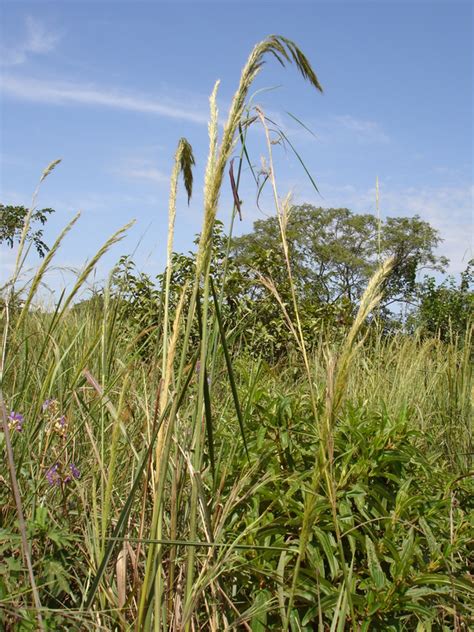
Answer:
[{"left": 1, "top": 1, "right": 472, "bottom": 298}]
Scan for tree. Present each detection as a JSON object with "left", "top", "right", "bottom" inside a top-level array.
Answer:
[
  {"left": 414, "top": 259, "right": 473, "bottom": 340},
  {"left": 232, "top": 205, "right": 447, "bottom": 309},
  {"left": 0, "top": 203, "right": 55, "bottom": 258}
]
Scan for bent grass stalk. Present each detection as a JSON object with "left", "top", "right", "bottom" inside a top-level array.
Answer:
[
  {"left": 135, "top": 136, "right": 195, "bottom": 630},
  {"left": 255, "top": 111, "right": 397, "bottom": 624},
  {"left": 183, "top": 36, "right": 323, "bottom": 627},
  {"left": 9, "top": 158, "right": 62, "bottom": 292},
  {"left": 252, "top": 106, "right": 327, "bottom": 625},
  {"left": 269, "top": 119, "right": 396, "bottom": 629},
  {"left": 146, "top": 137, "right": 194, "bottom": 630},
  {"left": 161, "top": 137, "right": 195, "bottom": 381},
  {"left": 14, "top": 212, "right": 81, "bottom": 332}
]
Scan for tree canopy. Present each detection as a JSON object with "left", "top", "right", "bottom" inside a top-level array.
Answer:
[
  {"left": 0, "top": 203, "right": 55, "bottom": 258},
  {"left": 414, "top": 259, "right": 473, "bottom": 340},
  {"left": 232, "top": 205, "right": 448, "bottom": 309}
]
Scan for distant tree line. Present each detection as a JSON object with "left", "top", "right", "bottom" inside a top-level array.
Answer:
[{"left": 2, "top": 201, "right": 471, "bottom": 352}]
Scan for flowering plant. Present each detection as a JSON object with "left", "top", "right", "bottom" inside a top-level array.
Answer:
[{"left": 42, "top": 399, "right": 80, "bottom": 489}]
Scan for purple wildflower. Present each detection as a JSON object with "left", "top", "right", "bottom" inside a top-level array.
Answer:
[
  {"left": 8, "top": 411, "right": 24, "bottom": 432},
  {"left": 42, "top": 399, "right": 53, "bottom": 411},
  {"left": 69, "top": 463, "right": 80, "bottom": 479},
  {"left": 46, "top": 464, "right": 61, "bottom": 487},
  {"left": 64, "top": 463, "right": 80, "bottom": 484}
]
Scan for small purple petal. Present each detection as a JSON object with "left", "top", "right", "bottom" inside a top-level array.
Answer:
[
  {"left": 8, "top": 411, "right": 23, "bottom": 422},
  {"left": 8, "top": 411, "right": 24, "bottom": 432},
  {"left": 70, "top": 463, "right": 80, "bottom": 479},
  {"left": 46, "top": 464, "right": 61, "bottom": 487}
]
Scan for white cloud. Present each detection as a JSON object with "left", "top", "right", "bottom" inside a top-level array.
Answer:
[
  {"left": 111, "top": 162, "right": 170, "bottom": 185},
  {"left": 385, "top": 185, "right": 473, "bottom": 273},
  {"left": 121, "top": 167, "right": 169, "bottom": 184},
  {"left": 333, "top": 114, "right": 390, "bottom": 144},
  {"left": 24, "top": 16, "right": 59, "bottom": 54},
  {"left": 1, "top": 75, "right": 210, "bottom": 125},
  {"left": 1, "top": 16, "right": 60, "bottom": 67},
  {"left": 109, "top": 152, "right": 172, "bottom": 185}
]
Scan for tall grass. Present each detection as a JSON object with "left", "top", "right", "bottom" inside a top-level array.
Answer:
[{"left": 1, "top": 35, "right": 472, "bottom": 631}]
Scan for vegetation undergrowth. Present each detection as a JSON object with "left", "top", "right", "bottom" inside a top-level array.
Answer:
[{"left": 1, "top": 35, "right": 472, "bottom": 631}]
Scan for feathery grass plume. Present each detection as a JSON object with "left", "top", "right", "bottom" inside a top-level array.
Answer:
[
  {"left": 138, "top": 138, "right": 194, "bottom": 630},
  {"left": 14, "top": 213, "right": 81, "bottom": 332},
  {"left": 255, "top": 107, "right": 332, "bottom": 628},
  {"left": 204, "top": 81, "right": 220, "bottom": 199},
  {"left": 10, "top": 159, "right": 62, "bottom": 289},
  {"left": 328, "top": 255, "right": 395, "bottom": 426},
  {"left": 256, "top": 107, "right": 319, "bottom": 429},
  {"left": 57, "top": 220, "right": 135, "bottom": 318},
  {"left": 206, "top": 103, "right": 253, "bottom": 389},
  {"left": 179, "top": 140, "right": 195, "bottom": 206},
  {"left": 39, "top": 158, "right": 62, "bottom": 184},
  {"left": 162, "top": 138, "right": 195, "bottom": 376},
  {"left": 196, "top": 35, "right": 323, "bottom": 275},
  {"left": 183, "top": 38, "right": 322, "bottom": 626},
  {"left": 322, "top": 257, "right": 394, "bottom": 618}
]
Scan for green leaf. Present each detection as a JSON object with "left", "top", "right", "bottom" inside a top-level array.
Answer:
[
  {"left": 365, "top": 536, "right": 387, "bottom": 589},
  {"left": 6, "top": 556, "right": 23, "bottom": 572},
  {"left": 313, "top": 528, "right": 339, "bottom": 579},
  {"left": 210, "top": 277, "right": 249, "bottom": 459},
  {"left": 250, "top": 589, "right": 271, "bottom": 631},
  {"left": 418, "top": 517, "right": 441, "bottom": 558},
  {"left": 412, "top": 573, "right": 474, "bottom": 595},
  {"left": 394, "top": 527, "right": 415, "bottom": 580}
]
